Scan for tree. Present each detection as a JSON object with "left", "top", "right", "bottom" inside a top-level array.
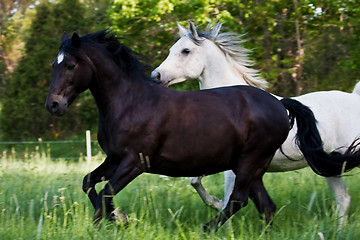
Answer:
[
  {"left": 108, "top": 0, "right": 360, "bottom": 96},
  {"left": 0, "top": 0, "right": 107, "bottom": 140},
  {"left": 0, "top": 2, "right": 56, "bottom": 140},
  {"left": 301, "top": 0, "right": 360, "bottom": 92},
  {"left": 0, "top": 0, "right": 35, "bottom": 90}
]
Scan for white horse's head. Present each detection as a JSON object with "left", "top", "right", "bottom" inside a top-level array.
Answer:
[
  {"left": 151, "top": 21, "right": 211, "bottom": 87},
  {"left": 151, "top": 21, "right": 268, "bottom": 89}
]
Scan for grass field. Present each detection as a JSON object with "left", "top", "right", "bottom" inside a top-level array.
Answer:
[{"left": 1, "top": 153, "right": 360, "bottom": 239}]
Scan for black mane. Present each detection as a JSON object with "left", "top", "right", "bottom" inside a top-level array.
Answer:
[{"left": 61, "top": 29, "right": 153, "bottom": 82}]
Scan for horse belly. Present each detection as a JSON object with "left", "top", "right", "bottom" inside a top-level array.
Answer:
[
  {"left": 268, "top": 154, "right": 307, "bottom": 172},
  {"left": 152, "top": 119, "right": 240, "bottom": 177},
  {"left": 150, "top": 157, "right": 231, "bottom": 177},
  {"left": 269, "top": 126, "right": 308, "bottom": 172},
  {"left": 155, "top": 138, "right": 236, "bottom": 177}
]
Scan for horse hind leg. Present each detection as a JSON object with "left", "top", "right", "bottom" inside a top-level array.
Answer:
[
  {"left": 249, "top": 179, "right": 276, "bottom": 223},
  {"left": 203, "top": 153, "right": 275, "bottom": 232},
  {"left": 203, "top": 171, "right": 261, "bottom": 231},
  {"left": 325, "top": 176, "right": 351, "bottom": 228},
  {"left": 190, "top": 176, "right": 224, "bottom": 210},
  {"left": 203, "top": 177, "right": 276, "bottom": 232},
  {"left": 203, "top": 176, "right": 250, "bottom": 232}
]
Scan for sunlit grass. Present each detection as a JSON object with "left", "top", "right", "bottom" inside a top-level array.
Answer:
[{"left": 1, "top": 153, "right": 360, "bottom": 239}]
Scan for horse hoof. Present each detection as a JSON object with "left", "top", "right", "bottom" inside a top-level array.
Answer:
[
  {"left": 203, "top": 224, "right": 211, "bottom": 232},
  {"left": 112, "top": 208, "right": 129, "bottom": 227},
  {"left": 203, "top": 223, "right": 216, "bottom": 233},
  {"left": 93, "top": 209, "right": 103, "bottom": 226},
  {"left": 211, "top": 199, "right": 224, "bottom": 211}
]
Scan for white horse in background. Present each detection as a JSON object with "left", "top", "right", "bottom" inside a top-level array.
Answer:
[{"left": 151, "top": 21, "right": 360, "bottom": 227}]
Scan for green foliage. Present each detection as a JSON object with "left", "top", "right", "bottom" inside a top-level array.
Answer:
[
  {"left": 2, "top": 0, "right": 360, "bottom": 140},
  {"left": 108, "top": 0, "right": 360, "bottom": 96},
  {"left": 301, "top": 0, "right": 360, "bottom": 92},
  {"left": 107, "top": 0, "right": 243, "bottom": 75}
]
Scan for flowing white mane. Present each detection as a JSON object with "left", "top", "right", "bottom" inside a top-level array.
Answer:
[{"left": 188, "top": 22, "right": 268, "bottom": 89}]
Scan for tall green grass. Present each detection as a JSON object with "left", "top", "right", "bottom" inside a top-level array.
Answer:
[{"left": 1, "top": 153, "right": 360, "bottom": 239}]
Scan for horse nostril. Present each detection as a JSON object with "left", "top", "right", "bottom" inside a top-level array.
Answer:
[
  {"left": 151, "top": 71, "right": 161, "bottom": 82},
  {"left": 49, "top": 101, "right": 59, "bottom": 112},
  {"left": 46, "top": 96, "right": 67, "bottom": 116}
]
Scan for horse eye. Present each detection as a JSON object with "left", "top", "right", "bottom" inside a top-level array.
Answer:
[
  {"left": 66, "top": 63, "right": 75, "bottom": 70},
  {"left": 182, "top": 48, "right": 190, "bottom": 55}
]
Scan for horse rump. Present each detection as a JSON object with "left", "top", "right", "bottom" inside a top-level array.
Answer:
[{"left": 281, "top": 98, "right": 360, "bottom": 177}]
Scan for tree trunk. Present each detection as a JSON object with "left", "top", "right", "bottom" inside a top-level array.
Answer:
[{"left": 293, "top": 0, "right": 304, "bottom": 95}]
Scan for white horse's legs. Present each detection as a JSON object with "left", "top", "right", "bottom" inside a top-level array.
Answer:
[
  {"left": 223, "top": 170, "right": 236, "bottom": 209},
  {"left": 189, "top": 176, "right": 224, "bottom": 210},
  {"left": 325, "top": 176, "right": 351, "bottom": 227}
]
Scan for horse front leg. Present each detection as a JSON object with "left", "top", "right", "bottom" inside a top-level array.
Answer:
[
  {"left": 223, "top": 170, "right": 236, "bottom": 209},
  {"left": 190, "top": 176, "right": 224, "bottom": 210},
  {"left": 93, "top": 155, "right": 142, "bottom": 225},
  {"left": 82, "top": 157, "right": 119, "bottom": 208}
]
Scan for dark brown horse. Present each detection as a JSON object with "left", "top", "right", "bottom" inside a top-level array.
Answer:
[{"left": 45, "top": 30, "right": 360, "bottom": 232}]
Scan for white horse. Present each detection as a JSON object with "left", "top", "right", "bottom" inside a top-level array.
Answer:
[{"left": 151, "top": 21, "right": 360, "bottom": 227}]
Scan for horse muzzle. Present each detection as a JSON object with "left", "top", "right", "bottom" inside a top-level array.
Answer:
[
  {"left": 45, "top": 95, "right": 68, "bottom": 116},
  {"left": 150, "top": 70, "right": 161, "bottom": 82},
  {"left": 150, "top": 70, "right": 169, "bottom": 87}
]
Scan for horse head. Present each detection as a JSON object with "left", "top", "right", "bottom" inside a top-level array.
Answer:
[
  {"left": 152, "top": 21, "right": 268, "bottom": 89},
  {"left": 46, "top": 32, "right": 95, "bottom": 116},
  {"left": 151, "top": 21, "right": 211, "bottom": 87}
]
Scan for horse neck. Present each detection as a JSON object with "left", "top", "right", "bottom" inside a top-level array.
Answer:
[
  {"left": 87, "top": 58, "right": 143, "bottom": 118},
  {"left": 200, "top": 61, "right": 249, "bottom": 89},
  {"left": 199, "top": 41, "right": 267, "bottom": 90},
  {"left": 199, "top": 45, "right": 250, "bottom": 90}
]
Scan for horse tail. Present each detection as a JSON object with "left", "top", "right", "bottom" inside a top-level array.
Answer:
[
  {"left": 280, "top": 98, "right": 360, "bottom": 177},
  {"left": 352, "top": 81, "right": 360, "bottom": 95}
]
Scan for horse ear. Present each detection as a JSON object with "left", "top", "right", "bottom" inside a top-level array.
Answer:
[
  {"left": 188, "top": 20, "right": 199, "bottom": 39},
  {"left": 177, "top": 22, "right": 188, "bottom": 37},
  {"left": 71, "top": 32, "right": 81, "bottom": 48},
  {"left": 61, "top": 32, "right": 69, "bottom": 42}
]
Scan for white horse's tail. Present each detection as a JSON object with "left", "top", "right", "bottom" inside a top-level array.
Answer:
[{"left": 352, "top": 81, "right": 360, "bottom": 95}]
